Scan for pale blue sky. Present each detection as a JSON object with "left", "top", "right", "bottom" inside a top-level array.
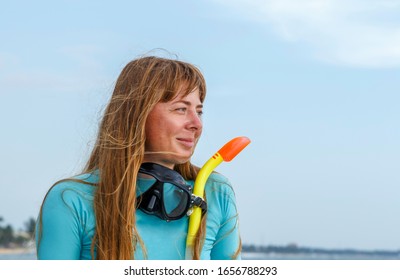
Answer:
[{"left": 1, "top": 0, "right": 399, "bottom": 251}]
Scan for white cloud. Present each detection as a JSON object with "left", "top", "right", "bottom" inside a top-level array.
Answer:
[{"left": 211, "top": 0, "right": 400, "bottom": 68}]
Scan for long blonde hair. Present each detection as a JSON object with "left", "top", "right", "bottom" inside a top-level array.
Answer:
[{"left": 84, "top": 56, "right": 206, "bottom": 259}]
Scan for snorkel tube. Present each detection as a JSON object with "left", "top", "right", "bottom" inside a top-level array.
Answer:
[{"left": 185, "top": 136, "right": 251, "bottom": 259}]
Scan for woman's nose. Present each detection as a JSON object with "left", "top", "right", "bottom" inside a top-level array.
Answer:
[{"left": 187, "top": 110, "right": 203, "bottom": 130}]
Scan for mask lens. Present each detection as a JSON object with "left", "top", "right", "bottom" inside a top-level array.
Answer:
[
  {"left": 163, "top": 183, "right": 189, "bottom": 218},
  {"left": 138, "top": 162, "right": 193, "bottom": 221}
]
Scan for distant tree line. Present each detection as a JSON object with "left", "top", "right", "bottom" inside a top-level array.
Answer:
[
  {"left": 0, "top": 216, "right": 35, "bottom": 248},
  {"left": 242, "top": 244, "right": 400, "bottom": 258}
]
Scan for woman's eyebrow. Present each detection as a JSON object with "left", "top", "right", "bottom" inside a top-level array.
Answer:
[{"left": 173, "top": 100, "right": 203, "bottom": 108}]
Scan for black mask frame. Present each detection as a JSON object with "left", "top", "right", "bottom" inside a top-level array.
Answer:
[{"left": 137, "top": 162, "right": 207, "bottom": 221}]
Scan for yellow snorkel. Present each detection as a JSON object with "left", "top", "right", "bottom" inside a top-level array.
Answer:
[{"left": 185, "top": 136, "right": 251, "bottom": 259}]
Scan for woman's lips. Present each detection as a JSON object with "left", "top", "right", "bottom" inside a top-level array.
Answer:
[{"left": 177, "top": 138, "right": 195, "bottom": 148}]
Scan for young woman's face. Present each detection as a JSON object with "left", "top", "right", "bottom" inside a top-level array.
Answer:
[{"left": 144, "top": 89, "right": 203, "bottom": 168}]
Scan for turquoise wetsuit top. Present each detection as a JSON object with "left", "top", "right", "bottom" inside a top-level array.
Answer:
[{"left": 36, "top": 172, "right": 240, "bottom": 260}]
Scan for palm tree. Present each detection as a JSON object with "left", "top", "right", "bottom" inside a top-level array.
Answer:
[
  {"left": 0, "top": 225, "right": 14, "bottom": 247},
  {"left": 24, "top": 218, "right": 36, "bottom": 237}
]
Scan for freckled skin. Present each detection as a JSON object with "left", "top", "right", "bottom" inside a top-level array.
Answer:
[{"left": 144, "top": 89, "right": 203, "bottom": 168}]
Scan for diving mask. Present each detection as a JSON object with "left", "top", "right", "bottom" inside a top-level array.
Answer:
[{"left": 137, "top": 162, "right": 207, "bottom": 221}]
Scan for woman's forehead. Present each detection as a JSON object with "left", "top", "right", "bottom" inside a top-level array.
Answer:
[{"left": 169, "top": 88, "right": 202, "bottom": 103}]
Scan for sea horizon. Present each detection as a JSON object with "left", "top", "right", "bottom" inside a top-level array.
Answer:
[{"left": 1, "top": 249, "right": 399, "bottom": 260}]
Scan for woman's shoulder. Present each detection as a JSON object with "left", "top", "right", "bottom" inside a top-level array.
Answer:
[
  {"left": 44, "top": 173, "right": 97, "bottom": 205},
  {"left": 203, "top": 172, "right": 238, "bottom": 221},
  {"left": 207, "top": 172, "right": 232, "bottom": 187},
  {"left": 205, "top": 172, "right": 235, "bottom": 196}
]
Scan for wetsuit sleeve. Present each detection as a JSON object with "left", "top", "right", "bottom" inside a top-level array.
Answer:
[
  {"left": 210, "top": 185, "right": 241, "bottom": 260},
  {"left": 36, "top": 184, "right": 83, "bottom": 259}
]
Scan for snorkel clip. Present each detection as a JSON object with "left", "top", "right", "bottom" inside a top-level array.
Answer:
[{"left": 187, "top": 195, "right": 207, "bottom": 216}]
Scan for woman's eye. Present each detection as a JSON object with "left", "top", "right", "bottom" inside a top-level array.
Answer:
[{"left": 175, "top": 107, "right": 187, "bottom": 113}]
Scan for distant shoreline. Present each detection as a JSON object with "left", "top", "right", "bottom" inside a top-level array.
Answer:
[{"left": 0, "top": 248, "right": 35, "bottom": 255}]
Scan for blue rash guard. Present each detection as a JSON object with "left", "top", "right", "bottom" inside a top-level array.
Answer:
[{"left": 36, "top": 172, "right": 241, "bottom": 260}]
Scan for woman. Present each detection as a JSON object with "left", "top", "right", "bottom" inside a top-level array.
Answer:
[{"left": 36, "top": 55, "right": 241, "bottom": 260}]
